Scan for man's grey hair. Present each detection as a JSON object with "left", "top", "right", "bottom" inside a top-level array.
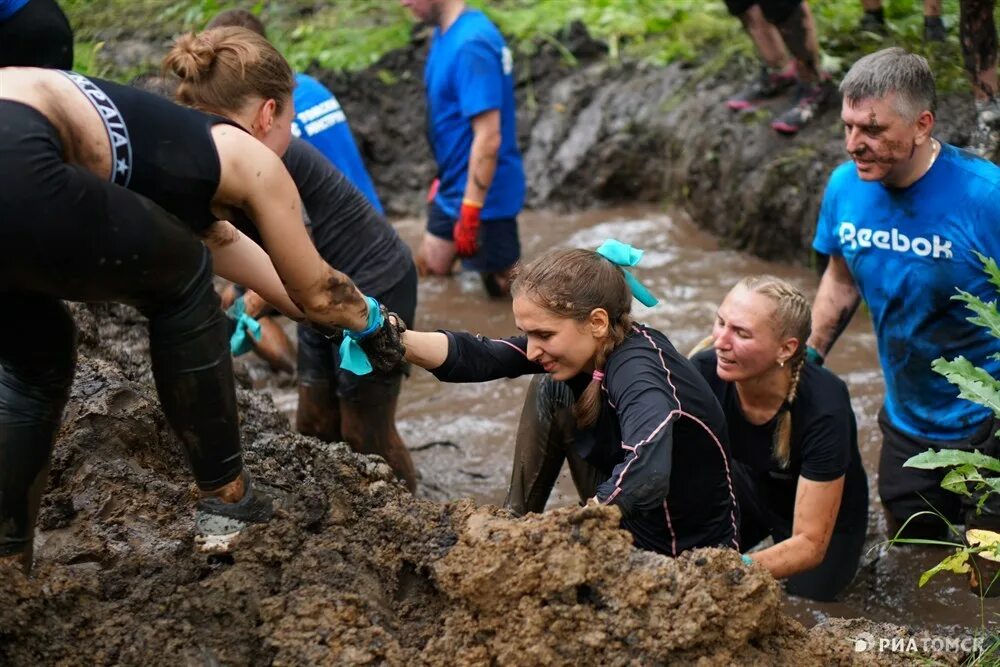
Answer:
[{"left": 839, "top": 47, "right": 936, "bottom": 121}]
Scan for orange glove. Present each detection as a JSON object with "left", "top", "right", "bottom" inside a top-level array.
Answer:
[{"left": 454, "top": 199, "right": 482, "bottom": 258}]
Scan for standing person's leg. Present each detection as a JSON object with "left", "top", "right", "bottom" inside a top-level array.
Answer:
[
  {"left": 295, "top": 325, "right": 343, "bottom": 442},
  {"left": 505, "top": 375, "right": 579, "bottom": 514},
  {"left": 725, "top": 1, "right": 797, "bottom": 112},
  {"left": 923, "top": 0, "right": 946, "bottom": 42},
  {"left": 466, "top": 216, "right": 520, "bottom": 298},
  {"left": 338, "top": 263, "right": 419, "bottom": 492},
  {"left": 961, "top": 0, "right": 1000, "bottom": 157},
  {"left": 859, "top": 0, "right": 887, "bottom": 33},
  {"left": 418, "top": 201, "right": 459, "bottom": 277},
  {"left": 769, "top": 1, "right": 835, "bottom": 134},
  {"left": 0, "top": 0, "right": 73, "bottom": 68},
  {"left": 0, "top": 296, "right": 77, "bottom": 571}
]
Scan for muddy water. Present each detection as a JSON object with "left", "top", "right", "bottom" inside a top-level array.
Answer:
[{"left": 250, "top": 206, "right": 998, "bottom": 636}]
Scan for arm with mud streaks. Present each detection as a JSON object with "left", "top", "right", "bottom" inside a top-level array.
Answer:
[
  {"left": 211, "top": 125, "right": 369, "bottom": 332},
  {"left": 807, "top": 255, "right": 860, "bottom": 358},
  {"left": 751, "top": 476, "right": 844, "bottom": 578},
  {"left": 202, "top": 220, "right": 305, "bottom": 320},
  {"left": 405, "top": 330, "right": 542, "bottom": 381}
]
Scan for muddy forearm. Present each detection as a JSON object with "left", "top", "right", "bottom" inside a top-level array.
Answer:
[
  {"left": 807, "top": 255, "right": 861, "bottom": 357},
  {"left": 296, "top": 265, "right": 369, "bottom": 332},
  {"left": 464, "top": 111, "right": 500, "bottom": 204},
  {"left": 203, "top": 221, "right": 305, "bottom": 321},
  {"left": 402, "top": 330, "right": 450, "bottom": 370}
]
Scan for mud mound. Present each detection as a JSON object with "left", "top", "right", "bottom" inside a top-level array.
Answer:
[{"left": 0, "top": 306, "right": 949, "bottom": 665}]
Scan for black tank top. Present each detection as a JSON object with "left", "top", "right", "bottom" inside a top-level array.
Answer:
[{"left": 64, "top": 72, "right": 239, "bottom": 233}]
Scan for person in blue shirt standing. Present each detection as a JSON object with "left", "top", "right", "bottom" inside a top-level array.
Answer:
[
  {"left": 809, "top": 47, "right": 1000, "bottom": 540},
  {"left": 401, "top": 0, "right": 526, "bottom": 297},
  {"left": 206, "top": 9, "right": 385, "bottom": 213}
]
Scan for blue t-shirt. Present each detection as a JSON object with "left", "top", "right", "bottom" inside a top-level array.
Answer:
[
  {"left": 425, "top": 9, "right": 525, "bottom": 220},
  {"left": 291, "top": 73, "right": 384, "bottom": 215},
  {"left": 813, "top": 144, "right": 1000, "bottom": 440},
  {"left": 0, "top": 0, "right": 29, "bottom": 21}
]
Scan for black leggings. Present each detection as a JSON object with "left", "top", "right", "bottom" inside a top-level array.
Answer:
[
  {"left": 0, "top": 101, "right": 242, "bottom": 556},
  {"left": 0, "top": 0, "right": 73, "bottom": 68}
]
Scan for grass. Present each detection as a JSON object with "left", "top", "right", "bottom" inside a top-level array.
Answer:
[{"left": 61, "top": 0, "right": 1000, "bottom": 97}]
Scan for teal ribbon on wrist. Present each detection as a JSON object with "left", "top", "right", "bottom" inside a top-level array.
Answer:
[
  {"left": 338, "top": 296, "right": 382, "bottom": 376},
  {"left": 595, "top": 240, "right": 659, "bottom": 307},
  {"left": 226, "top": 296, "right": 263, "bottom": 357},
  {"left": 806, "top": 345, "right": 825, "bottom": 366},
  {"left": 741, "top": 554, "right": 753, "bottom": 566}
]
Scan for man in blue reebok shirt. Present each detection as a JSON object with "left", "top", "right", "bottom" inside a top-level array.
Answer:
[
  {"left": 207, "top": 9, "right": 385, "bottom": 213},
  {"left": 401, "top": 0, "right": 526, "bottom": 297},
  {"left": 809, "top": 47, "right": 1000, "bottom": 540}
]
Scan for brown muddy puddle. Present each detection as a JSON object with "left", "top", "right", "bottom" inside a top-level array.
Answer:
[{"left": 241, "top": 206, "right": 998, "bottom": 636}]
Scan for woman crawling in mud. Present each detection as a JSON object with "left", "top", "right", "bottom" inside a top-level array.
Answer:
[
  {"left": 402, "top": 243, "right": 740, "bottom": 556},
  {"left": 689, "top": 276, "right": 869, "bottom": 601},
  {"left": 0, "top": 36, "right": 404, "bottom": 568}
]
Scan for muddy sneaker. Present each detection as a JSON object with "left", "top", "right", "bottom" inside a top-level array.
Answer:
[
  {"left": 194, "top": 471, "right": 282, "bottom": 554},
  {"left": 968, "top": 98, "right": 1000, "bottom": 159},
  {"left": 923, "top": 16, "right": 946, "bottom": 42},
  {"left": 725, "top": 63, "right": 796, "bottom": 112},
  {"left": 771, "top": 79, "right": 835, "bottom": 135}
]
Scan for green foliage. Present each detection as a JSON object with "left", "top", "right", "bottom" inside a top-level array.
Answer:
[
  {"left": 906, "top": 449, "right": 1000, "bottom": 474},
  {"left": 918, "top": 550, "right": 970, "bottom": 587}
]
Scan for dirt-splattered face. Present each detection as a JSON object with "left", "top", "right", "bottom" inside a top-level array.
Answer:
[
  {"left": 513, "top": 295, "right": 604, "bottom": 381},
  {"left": 712, "top": 287, "right": 793, "bottom": 383},
  {"left": 841, "top": 94, "right": 928, "bottom": 185}
]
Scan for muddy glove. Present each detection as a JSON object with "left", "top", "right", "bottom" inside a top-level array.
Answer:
[
  {"left": 453, "top": 199, "right": 482, "bottom": 258},
  {"left": 338, "top": 297, "right": 407, "bottom": 375},
  {"left": 358, "top": 307, "right": 407, "bottom": 374}
]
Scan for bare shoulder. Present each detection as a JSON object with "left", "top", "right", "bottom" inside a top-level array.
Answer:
[{"left": 211, "top": 126, "right": 287, "bottom": 204}]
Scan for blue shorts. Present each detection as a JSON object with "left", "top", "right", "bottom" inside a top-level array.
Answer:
[{"left": 426, "top": 200, "right": 521, "bottom": 273}]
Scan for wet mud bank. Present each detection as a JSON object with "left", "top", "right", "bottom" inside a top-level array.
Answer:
[
  {"left": 325, "top": 25, "right": 976, "bottom": 263},
  {"left": 0, "top": 304, "right": 959, "bottom": 665}
]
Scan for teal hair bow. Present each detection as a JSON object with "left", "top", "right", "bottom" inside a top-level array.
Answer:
[
  {"left": 226, "top": 296, "right": 263, "bottom": 357},
  {"left": 595, "top": 240, "right": 660, "bottom": 307},
  {"left": 338, "top": 296, "right": 383, "bottom": 376}
]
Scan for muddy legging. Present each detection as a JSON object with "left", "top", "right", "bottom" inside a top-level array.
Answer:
[
  {"left": 0, "top": 101, "right": 243, "bottom": 557},
  {"left": 961, "top": 0, "right": 998, "bottom": 97}
]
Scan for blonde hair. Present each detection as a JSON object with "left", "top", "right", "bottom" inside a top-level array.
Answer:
[
  {"left": 511, "top": 249, "right": 633, "bottom": 429},
  {"left": 163, "top": 27, "right": 294, "bottom": 115},
  {"left": 735, "top": 275, "right": 811, "bottom": 468}
]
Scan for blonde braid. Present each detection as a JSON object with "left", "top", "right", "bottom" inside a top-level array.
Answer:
[{"left": 735, "top": 275, "right": 812, "bottom": 469}]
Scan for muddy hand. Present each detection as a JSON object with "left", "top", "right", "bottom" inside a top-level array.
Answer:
[{"left": 359, "top": 306, "right": 407, "bottom": 373}]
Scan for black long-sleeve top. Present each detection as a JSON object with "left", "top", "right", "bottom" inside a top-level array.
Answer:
[{"left": 432, "top": 324, "right": 740, "bottom": 556}]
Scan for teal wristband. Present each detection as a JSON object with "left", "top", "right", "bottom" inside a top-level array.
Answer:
[
  {"left": 741, "top": 554, "right": 753, "bottom": 566},
  {"left": 347, "top": 297, "right": 382, "bottom": 340}
]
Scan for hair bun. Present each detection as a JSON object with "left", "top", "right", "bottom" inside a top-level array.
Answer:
[{"left": 164, "top": 32, "right": 218, "bottom": 82}]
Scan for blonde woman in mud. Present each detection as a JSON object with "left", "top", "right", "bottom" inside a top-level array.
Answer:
[
  {"left": 688, "top": 276, "right": 869, "bottom": 601},
  {"left": 401, "top": 243, "right": 741, "bottom": 557},
  {"left": 0, "top": 34, "right": 404, "bottom": 568}
]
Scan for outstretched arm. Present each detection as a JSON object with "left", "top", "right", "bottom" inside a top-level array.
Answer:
[
  {"left": 211, "top": 125, "right": 369, "bottom": 332},
  {"left": 807, "top": 255, "right": 861, "bottom": 357},
  {"left": 403, "top": 330, "right": 450, "bottom": 370},
  {"left": 202, "top": 221, "right": 304, "bottom": 320}
]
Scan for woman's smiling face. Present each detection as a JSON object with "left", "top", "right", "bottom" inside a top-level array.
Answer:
[{"left": 712, "top": 286, "right": 785, "bottom": 382}]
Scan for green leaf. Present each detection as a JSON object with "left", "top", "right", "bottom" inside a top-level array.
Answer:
[
  {"left": 919, "top": 550, "right": 971, "bottom": 587},
  {"left": 973, "top": 250, "right": 1000, "bottom": 294},
  {"left": 951, "top": 290, "right": 1000, "bottom": 342},
  {"left": 905, "top": 447, "right": 1000, "bottom": 473},
  {"left": 931, "top": 356, "right": 1000, "bottom": 419}
]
